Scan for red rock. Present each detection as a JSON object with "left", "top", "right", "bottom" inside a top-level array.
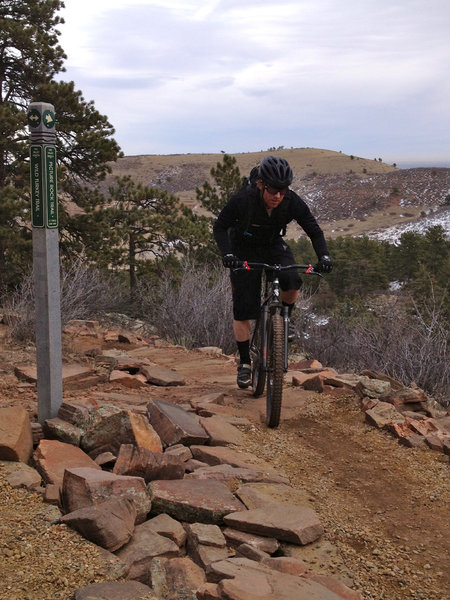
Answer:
[
  {"left": 43, "top": 417, "right": 82, "bottom": 445},
  {"left": 62, "top": 467, "right": 151, "bottom": 524},
  {"left": 164, "top": 444, "right": 193, "bottom": 462},
  {"left": 289, "top": 359, "right": 323, "bottom": 370},
  {"left": 57, "top": 401, "right": 96, "bottom": 430},
  {"left": 235, "top": 543, "right": 270, "bottom": 562},
  {"left": 196, "top": 582, "right": 222, "bottom": 600},
  {"left": 44, "top": 483, "right": 61, "bottom": 505},
  {"left": 223, "top": 504, "right": 324, "bottom": 545},
  {"left": 145, "top": 513, "right": 187, "bottom": 547},
  {"left": 150, "top": 556, "right": 206, "bottom": 599},
  {"left": 199, "top": 415, "right": 245, "bottom": 446},
  {"left": 261, "top": 555, "right": 309, "bottom": 575},
  {"left": 190, "top": 446, "right": 286, "bottom": 481},
  {"left": 0, "top": 406, "right": 33, "bottom": 463},
  {"left": 147, "top": 399, "right": 209, "bottom": 447},
  {"left": 140, "top": 364, "right": 185, "bottom": 386},
  {"left": 1, "top": 460, "right": 42, "bottom": 490},
  {"left": 365, "top": 402, "right": 405, "bottom": 428},
  {"left": 185, "top": 522, "right": 226, "bottom": 548},
  {"left": 113, "top": 444, "right": 185, "bottom": 481},
  {"left": 208, "top": 558, "right": 343, "bottom": 599},
  {"left": 81, "top": 409, "right": 162, "bottom": 457},
  {"left": 305, "top": 573, "right": 362, "bottom": 599},
  {"left": 33, "top": 439, "right": 100, "bottom": 488},
  {"left": 223, "top": 528, "right": 279, "bottom": 554},
  {"left": 355, "top": 377, "right": 391, "bottom": 399},
  {"left": 115, "top": 521, "right": 180, "bottom": 583},
  {"left": 149, "top": 479, "right": 246, "bottom": 524},
  {"left": 109, "top": 370, "right": 148, "bottom": 388},
  {"left": 74, "top": 581, "right": 151, "bottom": 600},
  {"left": 186, "top": 463, "right": 288, "bottom": 485},
  {"left": 60, "top": 497, "right": 136, "bottom": 551}
]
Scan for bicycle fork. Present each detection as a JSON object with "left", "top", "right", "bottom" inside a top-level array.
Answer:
[{"left": 282, "top": 305, "right": 289, "bottom": 371}]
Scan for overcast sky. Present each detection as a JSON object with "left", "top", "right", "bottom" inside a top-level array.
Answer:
[{"left": 58, "top": 0, "right": 450, "bottom": 166}]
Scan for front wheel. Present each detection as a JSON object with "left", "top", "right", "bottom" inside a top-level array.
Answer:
[
  {"left": 251, "top": 318, "right": 266, "bottom": 397},
  {"left": 266, "top": 313, "right": 284, "bottom": 428}
]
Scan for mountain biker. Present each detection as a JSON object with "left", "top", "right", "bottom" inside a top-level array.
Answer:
[{"left": 213, "top": 155, "right": 332, "bottom": 389}]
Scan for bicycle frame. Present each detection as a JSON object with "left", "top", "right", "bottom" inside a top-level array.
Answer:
[{"left": 236, "top": 261, "right": 322, "bottom": 427}]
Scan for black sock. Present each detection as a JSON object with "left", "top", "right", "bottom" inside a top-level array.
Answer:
[
  {"left": 282, "top": 302, "right": 295, "bottom": 317},
  {"left": 237, "top": 340, "right": 250, "bottom": 364}
]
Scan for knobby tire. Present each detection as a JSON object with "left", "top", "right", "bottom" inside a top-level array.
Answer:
[
  {"left": 251, "top": 318, "right": 266, "bottom": 397},
  {"left": 266, "top": 313, "right": 284, "bottom": 428}
]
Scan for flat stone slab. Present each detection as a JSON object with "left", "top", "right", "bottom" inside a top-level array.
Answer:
[
  {"left": 140, "top": 364, "right": 185, "bottom": 386},
  {"left": 199, "top": 415, "right": 245, "bottom": 446},
  {"left": 236, "top": 482, "right": 312, "bottom": 509},
  {"left": 223, "top": 503, "right": 324, "bottom": 545},
  {"left": 14, "top": 363, "right": 96, "bottom": 384},
  {"left": 186, "top": 464, "right": 289, "bottom": 485},
  {"left": 74, "top": 581, "right": 152, "bottom": 600},
  {"left": 205, "top": 558, "right": 344, "bottom": 599},
  {"left": 148, "top": 479, "right": 246, "bottom": 524},
  {"left": 147, "top": 399, "right": 209, "bottom": 447},
  {"left": 223, "top": 527, "right": 279, "bottom": 554},
  {"left": 33, "top": 439, "right": 101, "bottom": 488},
  {"left": 190, "top": 445, "right": 288, "bottom": 481}
]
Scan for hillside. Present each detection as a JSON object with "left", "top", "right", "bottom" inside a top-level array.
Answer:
[{"left": 106, "top": 148, "right": 450, "bottom": 242}]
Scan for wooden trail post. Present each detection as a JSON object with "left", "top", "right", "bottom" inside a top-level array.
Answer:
[{"left": 27, "top": 102, "right": 63, "bottom": 423}]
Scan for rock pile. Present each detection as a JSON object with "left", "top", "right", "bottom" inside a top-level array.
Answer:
[
  {"left": 290, "top": 361, "right": 450, "bottom": 456},
  {"left": 1, "top": 392, "right": 362, "bottom": 600},
  {"left": 1, "top": 327, "right": 448, "bottom": 600}
]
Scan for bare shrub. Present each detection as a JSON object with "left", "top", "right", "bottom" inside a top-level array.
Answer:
[
  {"left": 3, "top": 256, "right": 127, "bottom": 342},
  {"left": 137, "top": 262, "right": 235, "bottom": 353},
  {"left": 299, "top": 294, "right": 449, "bottom": 406}
]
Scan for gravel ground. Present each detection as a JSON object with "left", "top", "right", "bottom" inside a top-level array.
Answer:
[{"left": 244, "top": 394, "right": 450, "bottom": 600}]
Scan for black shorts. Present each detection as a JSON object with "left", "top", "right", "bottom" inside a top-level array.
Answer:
[{"left": 230, "top": 239, "right": 302, "bottom": 321}]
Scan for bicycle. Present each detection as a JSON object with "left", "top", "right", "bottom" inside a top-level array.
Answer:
[{"left": 234, "top": 262, "right": 322, "bottom": 428}]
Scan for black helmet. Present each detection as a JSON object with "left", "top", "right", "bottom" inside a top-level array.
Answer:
[{"left": 258, "top": 156, "right": 293, "bottom": 188}]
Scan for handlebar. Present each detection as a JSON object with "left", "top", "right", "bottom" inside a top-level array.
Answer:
[{"left": 233, "top": 262, "right": 323, "bottom": 276}]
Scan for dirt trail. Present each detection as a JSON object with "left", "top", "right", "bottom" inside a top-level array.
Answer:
[{"left": 0, "top": 326, "right": 449, "bottom": 600}]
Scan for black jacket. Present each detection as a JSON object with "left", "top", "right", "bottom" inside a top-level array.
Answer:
[{"left": 213, "top": 186, "right": 329, "bottom": 258}]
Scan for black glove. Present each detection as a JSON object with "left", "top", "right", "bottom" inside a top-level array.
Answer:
[
  {"left": 315, "top": 255, "right": 333, "bottom": 273},
  {"left": 222, "top": 254, "right": 240, "bottom": 269}
]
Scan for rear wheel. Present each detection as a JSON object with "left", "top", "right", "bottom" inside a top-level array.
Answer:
[
  {"left": 251, "top": 318, "right": 266, "bottom": 397},
  {"left": 266, "top": 313, "right": 284, "bottom": 428}
]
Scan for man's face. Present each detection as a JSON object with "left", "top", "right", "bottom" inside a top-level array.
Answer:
[{"left": 257, "top": 180, "right": 288, "bottom": 210}]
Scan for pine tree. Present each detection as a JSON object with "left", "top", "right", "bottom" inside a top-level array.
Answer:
[
  {"left": 0, "top": 1, "right": 121, "bottom": 289},
  {"left": 88, "top": 176, "right": 210, "bottom": 297},
  {"left": 195, "top": 153, "right": 244, "bottom": 217}
]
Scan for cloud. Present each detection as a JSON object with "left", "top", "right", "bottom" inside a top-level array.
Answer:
[{"left": 59, "top": 0, "right": 450, "bottom": 162}]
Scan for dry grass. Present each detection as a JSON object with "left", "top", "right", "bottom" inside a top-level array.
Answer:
[{"left": 106, "top": 147, "right": 395, "bottom": 208}]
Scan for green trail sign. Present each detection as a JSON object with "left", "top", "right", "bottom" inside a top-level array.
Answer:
[
  {"left": 45, "top": 146, "right": 58, "bottom": 228},
  {"left": 30, "top": 144, "right": 58, "bottom": 228},
  {"left": 30, "top": 145, "right": 44, "bottom": 227}
]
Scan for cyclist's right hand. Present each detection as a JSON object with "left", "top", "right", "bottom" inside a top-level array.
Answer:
[{"left": 222, "top": 253, "right": 240, "bottom": 268}]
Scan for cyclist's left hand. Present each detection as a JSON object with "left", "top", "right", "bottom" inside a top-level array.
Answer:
[{"left": 315, "top": 255, "right": 333, "bottom": 273}]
